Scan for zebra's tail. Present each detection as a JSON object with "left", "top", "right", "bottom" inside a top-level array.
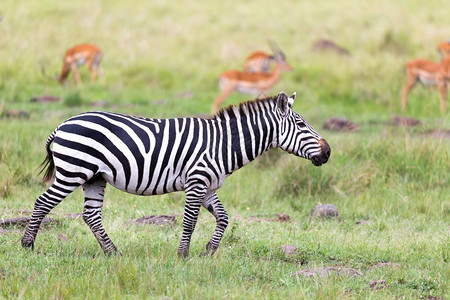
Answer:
[{"left": 38, "top": 128, "right": 58, "bottom": 183}]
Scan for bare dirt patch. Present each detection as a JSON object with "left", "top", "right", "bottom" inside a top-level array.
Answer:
[
  {"left": 312, "top": 39, "right": 351, "bottom": 56},
  {"left": 425, "top": 129, "right": 450, "bottom": 139},
  {"left": 1, "top": 109, "right": 30, "bottom": 119},
  {"left": 29, "top": 95, "right": 61, "bottom": 103},
  {"left": 390, "top": 115, "right": 421, "bottom": 127},
  {"left": 370, "top": 280, "right": 387, "bottom": 290},
  {"left": 246, "top": 213, "right": 291, "bottom": 223},
  {"left": 311, "top": 204, "right": 340, "bottom": 218},
  {"left": 281, "top": 245, "right": 299, "bottom": 257},
  {"left": 58, "top": 233, "right": 69, "bottom": 242},
  {"left": 0, "top": 217, "right": 57, "bottom": 229},
  {"left": 323, "top": 117, "right": 359, "bottom": 132},
  {"left": 129, "top": 215, "right": 177, "bottom": 226},
  {"left": 293, "top": 266, "right": 363, "bottom": 278}
]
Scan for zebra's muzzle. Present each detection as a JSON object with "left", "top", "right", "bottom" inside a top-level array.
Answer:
[{"left": 311, "top": 138, "right": 330, "bottom": 166}]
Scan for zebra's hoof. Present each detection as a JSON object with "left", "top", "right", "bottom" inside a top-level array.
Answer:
[
  {"left": 199, "top": 250, "right": 215, "bottom": 257},
  {"left": 199, "top": 242, "right": 218, "bottom": 256},
  {"left": 177, "top": 249, "right": 189, "bottom": 259},
  {"left": 103, "top": 247, "right": 120, "bottom": 256},
  {"left": 21, "top": 238, "right": 35, "bottom": 251},
  {"left": 205, "top": 242, "right": 218, "bottom": 253}
]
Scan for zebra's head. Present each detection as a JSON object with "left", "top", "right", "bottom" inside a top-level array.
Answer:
[{"left": 275, "top": 91, "right": 330, "bottom": 166}]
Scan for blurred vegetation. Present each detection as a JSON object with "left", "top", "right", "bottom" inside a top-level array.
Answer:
[{"left": 0, "top": 0, "right": 449, "bottom": 299}]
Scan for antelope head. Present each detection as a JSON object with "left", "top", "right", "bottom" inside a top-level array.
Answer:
[{"left": 269, "top": 40, "right": 293, "bottom": 71}]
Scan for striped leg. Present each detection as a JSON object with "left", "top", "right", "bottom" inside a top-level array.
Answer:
[
  {"left": 82, "top": 178, "right": 117, "bottom": 254},
  {"left": 22, "top": 179, "right": 80, "bottom": 250},
  {"left": 202, "top": 192, "right": 228, "bottom": 255},
  {"left": 177, "top": 182, "right": 207, "bottom": 258}
]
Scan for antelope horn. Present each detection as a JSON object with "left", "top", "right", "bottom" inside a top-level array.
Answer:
[{"left": 268, "top": 39, "right": 285, "bottom": 57}]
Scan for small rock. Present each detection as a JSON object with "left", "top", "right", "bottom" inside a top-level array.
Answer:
[
  {"left": 275, "top": 213, "right": 290, "bottom": 222},
  {"left": 58, "top": 233, "right": 69, "bottom": 242},
  {"left": 312, "top": 39, "right": 351, "bottom": 56},
  {"left": 390, "top": 115, "right": 420, "bottom": 127},
  {"left": 311, "top": 204, "right": 340, "bottom": 218},
  {"left": 323, "top": 117, "right": 358, "bottom": 132},
  {"left": 370, "top": 280, "right": 387, "bottom": 290},
  {"left": 3, "top": 110, "right": 30, "bottom": 119},
  {"left": 30, "top": 95, "right": 61, "bottom": 103},
  {"left": 281, "top": 245, "right": 299, "bottom": 256},
  {"left": 130, "top": 215, "right": 177, "bottom": 226}
]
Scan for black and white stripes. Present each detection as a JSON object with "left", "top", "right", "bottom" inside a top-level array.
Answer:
[{"left": 22, "top": 91, "right": 330, "bottom": 257}]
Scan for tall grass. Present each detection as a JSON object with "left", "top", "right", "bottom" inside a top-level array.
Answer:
[{"left": 1, "top": 0, "right": 450, "bottom": 117}]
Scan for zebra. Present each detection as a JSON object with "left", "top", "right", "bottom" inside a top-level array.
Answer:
[{"left": 21, "top": 91, "right": 330, "bottom": 257}]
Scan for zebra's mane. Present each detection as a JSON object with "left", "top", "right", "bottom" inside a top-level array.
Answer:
[{"left": 211, "top": 96, "right": 277, "bottom": 120}]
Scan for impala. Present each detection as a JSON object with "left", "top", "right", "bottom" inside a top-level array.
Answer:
[
  {"left": 213, "top": 44, "right": 292, "bottom": 113},
  {"left": 401, "top": 42, "right": 450, "bottom": 112},
  {"left": 437, "top": 41, "right": 450, "bottom": 59},
  {"left": 244, "top": 51, "right": 274, "bottom": 73},
  {"left": 243, "top": 41, "right": 285, "bottom": 73},
  {"left": 58, "top": 44, "right": 104, "bottom": 86}
]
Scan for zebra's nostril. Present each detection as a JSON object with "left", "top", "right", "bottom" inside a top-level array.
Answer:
[{"left": 319, "top": 138, "right": 331, "bottom": 159}]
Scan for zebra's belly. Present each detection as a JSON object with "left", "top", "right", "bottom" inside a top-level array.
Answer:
[
  {"left": 102, "top": 170, "right": 184, "bottom": 196},
  {"left": 53, "top": 143, "right": 184, "bottom": 195}
]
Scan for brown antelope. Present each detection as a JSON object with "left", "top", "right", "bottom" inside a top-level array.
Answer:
[
  {"left": 401, "top": 42, "right": 450, "bottom": 112},
  {"left": 58, "top": 44, "right": 104, "bottom": 86},
  {"left": 244, "top": 51, "right": 274, "bottom": 73},
  {"left": 213, "top": 44, "right": 292, "bottom": 113}
]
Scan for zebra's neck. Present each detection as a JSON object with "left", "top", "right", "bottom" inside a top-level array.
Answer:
[{"left": 211, "top": 98, "right": 279, "bottom": 174}]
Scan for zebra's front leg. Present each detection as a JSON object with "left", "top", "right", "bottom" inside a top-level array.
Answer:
[
  {"left": 82, "top": 178, "right": 117, "bottom": 255},
  {"left": 202, "top": 192, "right": 229, "bottom": 255},
  {"left": 177, "top": 183, "right": 206, "bottom": 258}
]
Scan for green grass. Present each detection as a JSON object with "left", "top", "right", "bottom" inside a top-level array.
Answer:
[{"left": 1, "top": 0, "right": 449, "bottom": 299}]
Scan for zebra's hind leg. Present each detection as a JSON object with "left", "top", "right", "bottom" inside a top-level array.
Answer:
[
  {"left": 82, "top": 177, "right": 117, "bottom": 255},
  {"left": 22, "top": 178, "right": 80, "bottom": 250},
  {"left": 202, "top": 192, "right": 229, "bottom": 255}
]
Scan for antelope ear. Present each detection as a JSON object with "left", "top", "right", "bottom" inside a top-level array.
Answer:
[{"left": 276, "top": 91, "right": 290, "bottom": 115}]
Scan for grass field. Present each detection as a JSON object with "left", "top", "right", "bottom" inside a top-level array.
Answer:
[{"left": 1, "top": 0, "right": 449, "bottom": 299}]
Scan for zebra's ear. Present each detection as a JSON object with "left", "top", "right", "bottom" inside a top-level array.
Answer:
[
  {"left": 288, "top": 92, "right": 296, "bottom": 107},
  {"left": 276, "top": 91, "right": 292, "bottom": 116}
]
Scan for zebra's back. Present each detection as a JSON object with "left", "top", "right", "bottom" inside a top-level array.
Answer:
[{"left": 53, "top": 111, "right": 210, "bottom": 195}]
